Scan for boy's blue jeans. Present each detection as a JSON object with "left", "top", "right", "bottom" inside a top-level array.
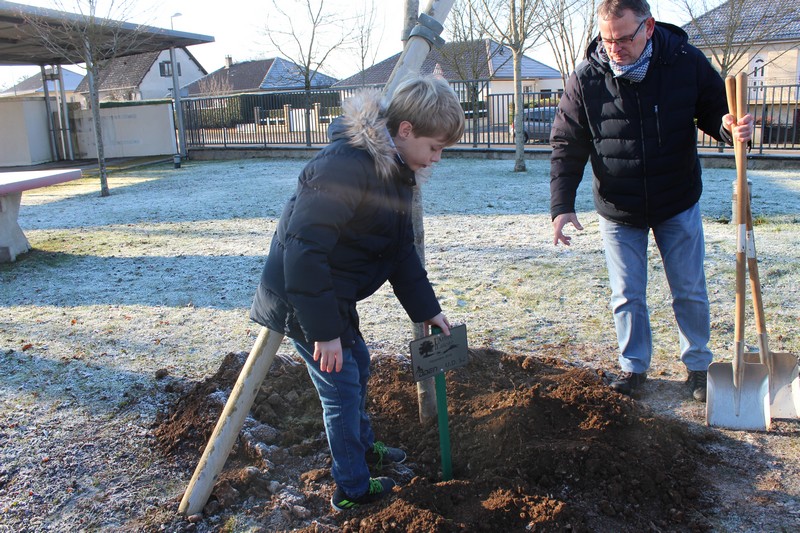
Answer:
[
  {"left": 598, "top": 203, "right": 713, "bottom": 374},
  {"left": 293, "top": 337, "right": 375, "bottom": 498}
]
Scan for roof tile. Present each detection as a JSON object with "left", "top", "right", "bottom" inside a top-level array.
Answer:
[{"left": 683, "top": 0, "right": 800, "bottom": 44}]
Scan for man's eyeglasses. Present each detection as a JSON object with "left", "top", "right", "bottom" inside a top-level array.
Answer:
[{"left": 596, "top": 18, "right": 647, "bottom": 46}]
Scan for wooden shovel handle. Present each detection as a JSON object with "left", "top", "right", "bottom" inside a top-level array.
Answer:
[
  {"left": 726, "top": 73, "right": 748, "bottom": 371},
  {"left": 725, "top": 76, "right": 737, "bottom": 125},
  {"left": 726, "top": 73, "right": 770, "bottom": 348},
  {"left": 744, "top": 184, "right": 768, "bottom": 338}
]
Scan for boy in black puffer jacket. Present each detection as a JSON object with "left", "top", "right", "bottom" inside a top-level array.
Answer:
[{"left": 250, "top": 75, "right": 464, "bottom": 511}]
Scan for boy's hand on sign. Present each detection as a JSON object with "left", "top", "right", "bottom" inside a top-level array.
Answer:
[
  {"left": 314, "top": 338, "right": 343, "bottom": 373},
  {"left": 425, "top": 313, "right": 451, "bottom": 336}
]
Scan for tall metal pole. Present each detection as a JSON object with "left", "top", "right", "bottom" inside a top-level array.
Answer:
[
  {"left": 57, "top": 65, "right": 74, "bottom": 160},
  {"left": 169, "top": 46, "right": 187, "bottom": 158},
  {"left": 169, "top": 13, "right": 187, "bottom": 159},
  {"left": 40, "top": 65, "right": 58, "bottom": 161}
]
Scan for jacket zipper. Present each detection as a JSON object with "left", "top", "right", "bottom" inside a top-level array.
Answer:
[
  {"left": 654, "top": 105, "right": 662, "bottom": 147},
  {"left": 636, "top": 91, "right": 649, "bottom": 222}
]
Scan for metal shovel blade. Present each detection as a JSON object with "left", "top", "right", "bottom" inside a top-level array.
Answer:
[
  {"left": 744, "top": 351, "right": 800, "bottom": 419},
  {"left": 706, "top": 360, "right": 771, "bottom": 431}
]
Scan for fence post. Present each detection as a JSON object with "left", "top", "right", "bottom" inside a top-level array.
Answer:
[{"left": 283, "top": 104, "right": 292, "bottom": 137}]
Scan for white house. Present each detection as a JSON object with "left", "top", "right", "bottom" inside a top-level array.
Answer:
[{"left": 75, "top": 48, "right": 207, "bottom": 102}]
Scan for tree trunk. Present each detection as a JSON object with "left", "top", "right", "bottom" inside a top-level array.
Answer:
[
  {"left": 304, "top": 87, "right": 313, "bottom": 147},
  {"left": 393, "top": 0, "right": 457, "bottom": 425},
  {"left": 470, "top": 83, "right": 482, "bottom": 147},
  {"left": 512, "top": 49, "right": 527, "bottom": 172},
  {"left": 410, "top": 184, "right": 433, "bottom": 423},
  {"left": 86, "top": 57, "right": 110, "bottom": 196},
  {"left": 401, "top": 0, "right": 437, "bottom": 425},
  {"left": 402, "top": 0, "right": 420, "bottom": 42}
]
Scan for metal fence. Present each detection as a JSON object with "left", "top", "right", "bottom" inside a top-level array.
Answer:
[
  {"left": 697, "top": 84, "right": 800, "bottom": 153},
  {"left": 182, "top": 81, "right": 800, "bottom": 151}
]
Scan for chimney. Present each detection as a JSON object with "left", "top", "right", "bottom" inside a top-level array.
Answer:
[{"left": 224, "top": 55, "right": 233, "bottom": 68}]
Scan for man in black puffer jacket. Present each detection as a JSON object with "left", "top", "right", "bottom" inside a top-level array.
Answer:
[
  {"left": 549, "top": 0, "right": 754, "bottom": 402},
  {"left": 250, "top": 76, "right": 464, "bottom": 511}
]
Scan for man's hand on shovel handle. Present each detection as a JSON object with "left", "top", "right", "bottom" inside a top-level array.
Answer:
[{"left": 723, "top": 113, "right": 754, "bottom": 143}]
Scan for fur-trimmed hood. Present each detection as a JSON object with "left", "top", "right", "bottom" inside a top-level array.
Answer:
[
  {"left": 250, "top": 88, "right": 441, "bottom": 346},
  {"left": 327, "top": 89, "right": 399, "bottom": 182}
]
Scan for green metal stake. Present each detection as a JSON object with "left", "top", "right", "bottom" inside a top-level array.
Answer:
[
  {"left": 432, "top": 326, "right": 453, "bottom": 481},
  {"left": 435, "top": 373, "right": 453, "bottom": 481}
]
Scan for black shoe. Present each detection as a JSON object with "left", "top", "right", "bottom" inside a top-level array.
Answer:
[
  {"left": 687, "top": 370, "right": 708, "bottom": 402},
  {"left": 610, "top": 371, "right": 647, "bottom": 395},
  {"left": 330, "top": 477, "right": 396, "bottom": 511},
  {"left": 365, "top": 441, "right": 406, "bottom": 470}
]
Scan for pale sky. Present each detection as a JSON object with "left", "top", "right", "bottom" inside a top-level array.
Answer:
[{"left": 0, "top": 0, "right": 690, "bottom": 91}]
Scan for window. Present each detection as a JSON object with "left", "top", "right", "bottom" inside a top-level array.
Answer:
[
  {"left": 751, "top": 57, "right": 765, "bottom": 79},
  {"left": 749, "top": 55, "right": 766, "bottom": 99},
  {"left": 159, "top": 61, "right": 182, "bottom": 77}
]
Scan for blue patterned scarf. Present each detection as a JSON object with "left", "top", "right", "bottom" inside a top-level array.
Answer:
[{"left": 598, "top": 40, "right": 653, "bottom": 83}]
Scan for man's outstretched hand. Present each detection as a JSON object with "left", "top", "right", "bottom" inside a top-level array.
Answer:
[{"left": 553, "top": 213, "right": 583, "bottom": 246}]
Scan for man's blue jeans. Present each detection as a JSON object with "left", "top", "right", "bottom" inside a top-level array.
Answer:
[
  {"left": 293, "top": 337, "right": 375, "bottom": 498},
  {"left": 598, "top": 203, "right": 713, "bottom": 374}
]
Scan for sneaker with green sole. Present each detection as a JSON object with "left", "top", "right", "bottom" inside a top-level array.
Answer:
[
  {"left": 366, "top": 441, "right": 406, "bottom": 470},
  {"left": 330, "top": 477, "right": 396, "bottom": 511}
]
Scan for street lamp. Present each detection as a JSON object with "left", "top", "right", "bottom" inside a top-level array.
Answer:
[{"left": 170, "top": 12, "right": 182, "bottom": 30}]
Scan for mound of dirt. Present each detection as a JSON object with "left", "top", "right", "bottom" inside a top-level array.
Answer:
[{"left": 155, "top": 348, "right": 718, "bottom": 532}]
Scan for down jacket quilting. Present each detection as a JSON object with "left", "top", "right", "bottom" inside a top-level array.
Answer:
[
  {"left": 550, "top": 22, "right": 732, "bottom": 228},
  {"left": 249, "top": 90, "right": 440, "bottom": 346}
]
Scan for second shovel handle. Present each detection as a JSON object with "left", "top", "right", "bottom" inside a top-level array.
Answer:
[{"left": 726, "top": 73, "right": 748, "bottom": 366}]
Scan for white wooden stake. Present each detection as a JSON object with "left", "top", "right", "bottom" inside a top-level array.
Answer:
[{"left": 178, "top": 327, "right": 284, "bottom": 516}]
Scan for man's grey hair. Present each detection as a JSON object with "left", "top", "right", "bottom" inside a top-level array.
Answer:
[{"left": 598, "top": 0, "right": 652, "bottom": 20}]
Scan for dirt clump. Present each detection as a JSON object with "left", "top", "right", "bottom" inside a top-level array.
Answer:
[{"left": 154, "top": 348, "right": 720, "bottom": 532}]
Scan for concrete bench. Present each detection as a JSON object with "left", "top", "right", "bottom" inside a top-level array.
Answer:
[{"left": 0, "top": 169, "right": 82, "bottom": 262}]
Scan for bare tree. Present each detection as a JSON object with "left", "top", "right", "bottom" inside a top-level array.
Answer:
[
  {"left": 478, "top": 0, "right": 550, "bottom": 172},
  {"left": 540, "top": 0, "right": 597, "bottom": 86},
  {"left": 351, "top": 1, "right": 382, "bottom": 87},
  {"left": 264, "top": 0, "right": 352, "bottom": 146},
  {"left": 19, "top": 0, "right": 153, "bottom": 197},
  {"left": 676, "top": 0, "right": 800, "bottom": 77},
  {"left": 440, "top": 0, "right": 501, "bottom": 147},
  {"left": 197, "top": 73, "right": 233, "bottom": 96}
]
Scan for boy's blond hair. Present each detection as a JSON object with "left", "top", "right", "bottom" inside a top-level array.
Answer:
[{"left": 385, "top": 76, "right": 465, "bottom": 146}]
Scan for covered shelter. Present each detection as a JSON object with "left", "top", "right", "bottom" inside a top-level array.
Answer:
[{"left": 0, "top": 0, "right": 214, "bottom": 161}]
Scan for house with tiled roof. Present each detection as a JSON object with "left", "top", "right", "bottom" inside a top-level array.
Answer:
[
  {"left": 0, "top": 67, "right": 83, "bottom": 101},
  {"left": 184, "top": 56, "right": 339, "bottom": 96},
  {"left": 682, "top": 0, "right": 800, "bottom": 141},
  {"left": 333, "top": 39, "right": 562, "bottom": 95},
  {"left": 332, "top": 39, "right": 562, "bottom": 142},
  {"left": 682, "top": 0, "right": 800, "bottom": 85},
  {"left": 75, "top": 47, "right": 207, "bottom": 102}
]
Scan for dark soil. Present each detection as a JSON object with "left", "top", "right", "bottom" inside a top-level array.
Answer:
[{"left": 154, "top": 347, "right": 727, "bottom": 532}]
